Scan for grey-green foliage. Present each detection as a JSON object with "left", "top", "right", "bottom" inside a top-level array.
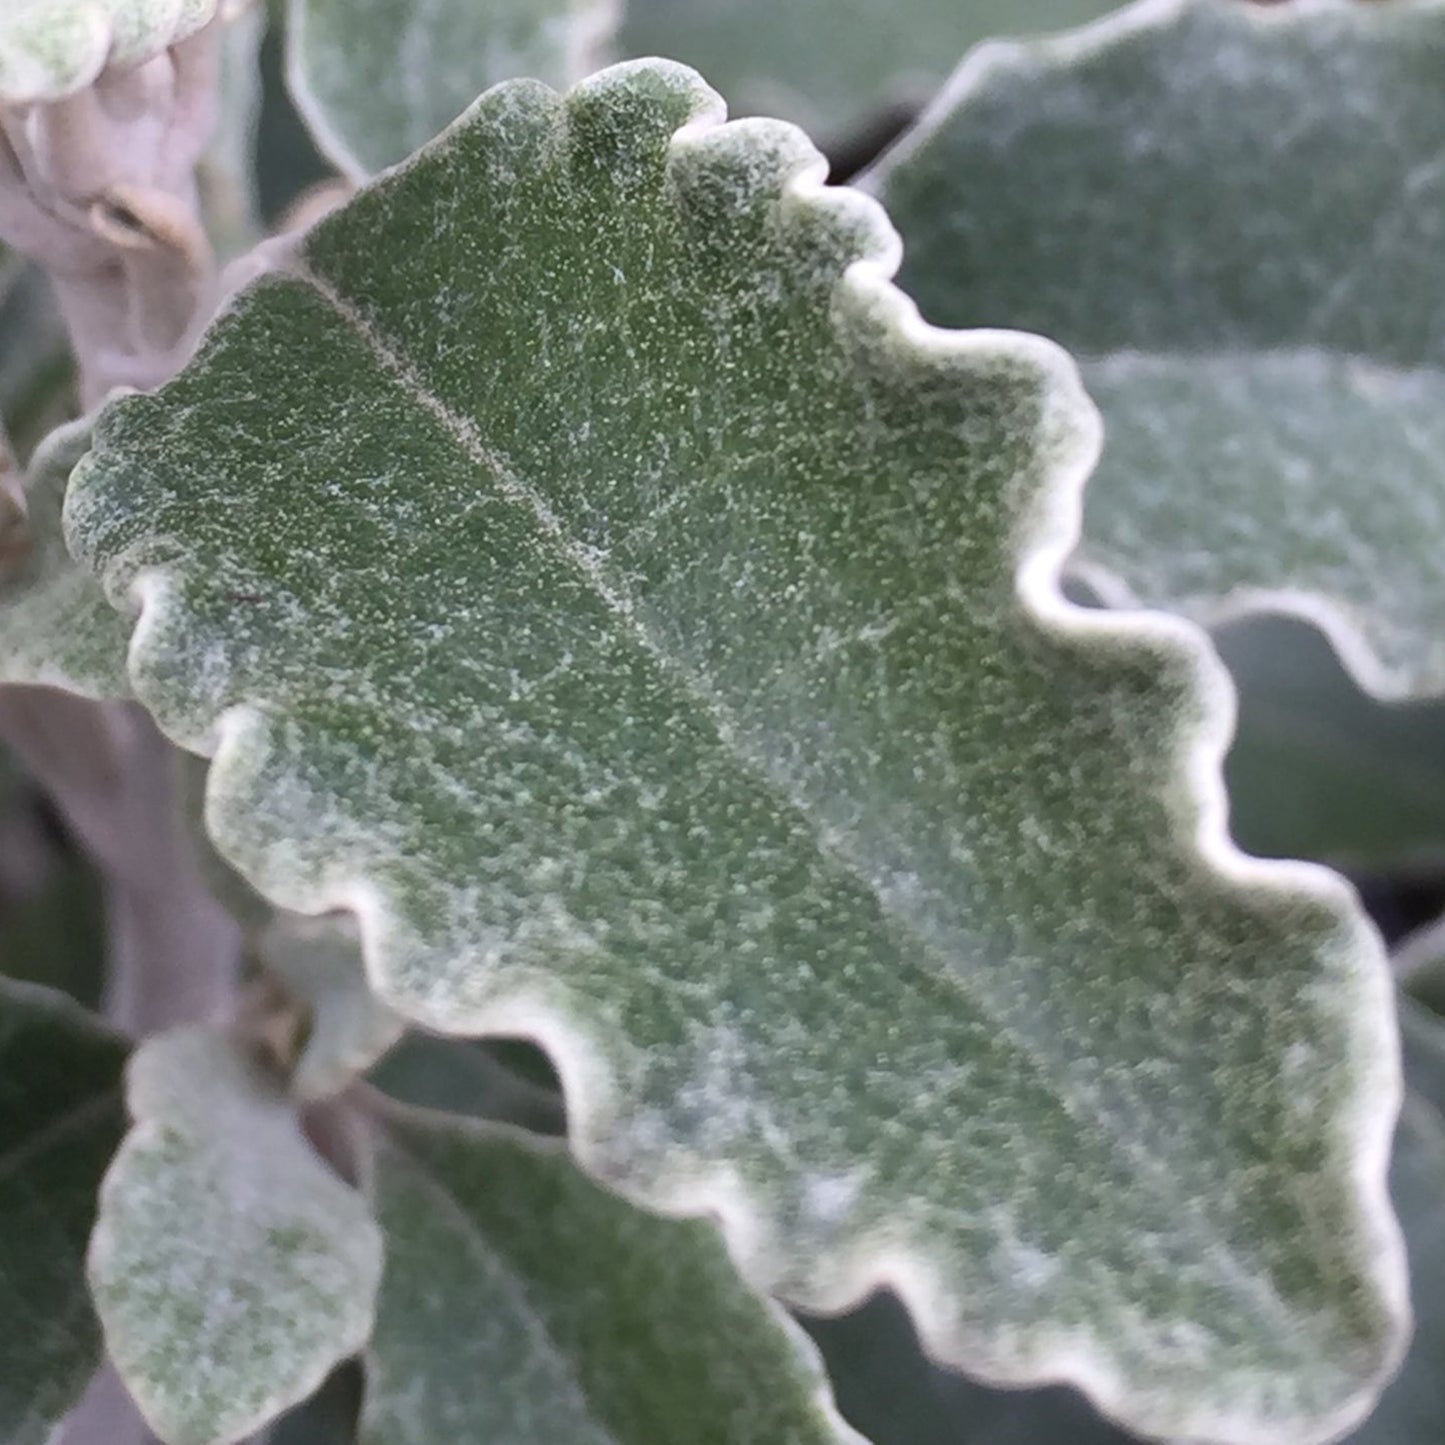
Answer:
[
  {"left": 867, "top": 0, "right": 1445, "bottom": 697},
  {"left": 0, "top": 419, "right": 130, "bottom": 698},
  {"left": 618, "top": 0, "right": 1121, "bottom": 145},
  {"left": 0, "top": 0, "right": 238, "bottom": 102},
  {"left": 88, "top": 1027, "right": 382, "bottom": 1445},
  {"left": 362, "top": 1107, "right": 860, "bottom": 1445},
  {"left": 804, "top": 1001, "right": 1445, "bottom": 1445},
  {"left": 285, "top": 0, "right": 617, "bottom": 175},
  {"left": 63, "top": 57, "right": 1407, "bottom": 1443},
  {"left": 0, "top": 980, "right": 128, "bottom": 1445}
]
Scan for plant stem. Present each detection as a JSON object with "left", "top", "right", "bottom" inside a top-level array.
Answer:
[{"left": 0, "top": 688, "right": 240, "bottom": 1034}]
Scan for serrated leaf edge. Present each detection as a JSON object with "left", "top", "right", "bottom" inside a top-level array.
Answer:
[
  {"left": 85, "top": 1029, "right": 380, "bottom": 1445},
  {"left": 70, "top": 61, "right": 1409, "bottom": 1445}
]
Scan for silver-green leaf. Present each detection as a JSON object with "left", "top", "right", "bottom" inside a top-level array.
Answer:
[
  {"left": 0, "top": 979, "right": 128, "bottom": 1445},
  {"left": 866, "top": 0, "right": 1445, "bottom": 697},
  {"left": 362, "top": 1104, "right": 860, "bottom": 1444},
  {"left": 618, "top": 0, "right": 1120, "bottom": 145},
  {"left": 285, "top": 0, "right": 617, "bottom": 177},
  {"left": 66, "top": 61, "right": 1405, "bottom": 1443},
  {"left": 0, "top": 418, "right": 130, "bottom": 698},
  {"left": 0, "top": 0, "right": 250, "bottom": 103},
  {"left": 88, "top": 1026, "right": 383, "bottom": 1445}
]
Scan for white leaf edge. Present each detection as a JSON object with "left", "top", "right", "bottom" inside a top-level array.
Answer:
[
  {"left": 0, "top": 414, "right": 131, "bottom": 700},
  {"left": 86, "top": 1025, "right": 382, "bottom": 1445},
  {"left": 865, "top": 0, "right": 1444, "bottom": 704},
  {"left": 76, "top": 65, "right": 1410, "bottom": 1445}
]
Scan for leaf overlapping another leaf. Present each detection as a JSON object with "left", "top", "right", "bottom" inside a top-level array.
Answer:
[
  {"left": 866, "top": 0, "right": 1445, "bottom": 698},
  {"left": 66, "top": 60, "right": 1405, "bottom": 1443},
  {"left": 362, "top": 1105, "right": 861, "bottom": 1445},
  {"left": 87, "top": 1027, "right": 382, "bottom": 1445},
  {"left": 0, "top": 418, "right": 130, "bottom": 698}
]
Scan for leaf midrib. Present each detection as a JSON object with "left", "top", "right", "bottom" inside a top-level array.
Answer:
[
  {"left": 278, "top": 253, "right": 1315, "bottom": 1337},
  {"left": 373, "top": 1125, "right": 624, "bottom": 1445}
]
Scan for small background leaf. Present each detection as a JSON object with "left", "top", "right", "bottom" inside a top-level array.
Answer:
[
  {"left": 89, "top": 1026, "right": 382, "bottom": 1445},
  {"left": 362, "top": 1106, "right": 860, "bottom": 1445},
  {"left": 0, "top": 420, "right": 130, "bottom": 698},
  {"left": 0, "top": 979, "right": 128, "bottom": 1445},
  {"left": 618, "top": 0, "right": 1120, "bottom": 147},
  {"left": 285, "top": 0, "right": 618, "bottom": 176}
]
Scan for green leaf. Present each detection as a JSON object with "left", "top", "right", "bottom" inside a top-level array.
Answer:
[
  {"left": 866, "top": 0, "right": 1445, "bottom": 698},
  {"left": 0, "top": 819, "right": 106, "bottom": 1008},
  {"left": 260, "top": 911, "right": 404, "bottom": 1100},
  {"left": 285, "top": 0, "right": 617, "bottom": 176},
  {"left": 67, "top": 60, "right": 1405, "bottom": 1443},
  {"left": 88, "top": 1026, "right": 383, "bottom": 1445},
  {"left": 803, "top": 1007, "right": 1445, "bottom": 1445},
  {"left": 0, "top": 419, "right": 131, "bottom": 699},
  {"left": 362, "top": 1104, "right": 858, "bottom": 1444},
  {"left": 618, "top": 0, "right": 1120, "bottom": 145},
  {"left": 0, "top": 979, "right": 128, "bottom": 1445},
  {"left": 0, "top": 0, "right": 250, "bottom": 102}
]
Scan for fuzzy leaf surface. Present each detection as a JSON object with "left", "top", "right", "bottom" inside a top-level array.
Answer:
[
  {"left": 0, "top": 419, "right": 129, "bottom": 698},
  {"left": 0, "top": 980, "right": 128, "bottom": 1445},
  {"left": 285, "top": 0, "right": 617, "bottom": 176},
  {"left": 0, "top": 0, "right": 249, "bottom": 102},
  {"left": 618, "top": 0, "right": 1119, "bottom": 145},
  {"left": 803, "top": 1004, "right": 1445, "bottom": 1445},
  {"left": 88, "top": 1027, "right": 382, "bottom": 1445},
  {"left": 867, "top": 0, "right": 1445, "bottom": 696},
  {"left": 67, "top": 60, "right": 1404, "bottom": 1444},
  {"left": 362, "top": 1107, "right": 859, "bottom": 1444}
]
